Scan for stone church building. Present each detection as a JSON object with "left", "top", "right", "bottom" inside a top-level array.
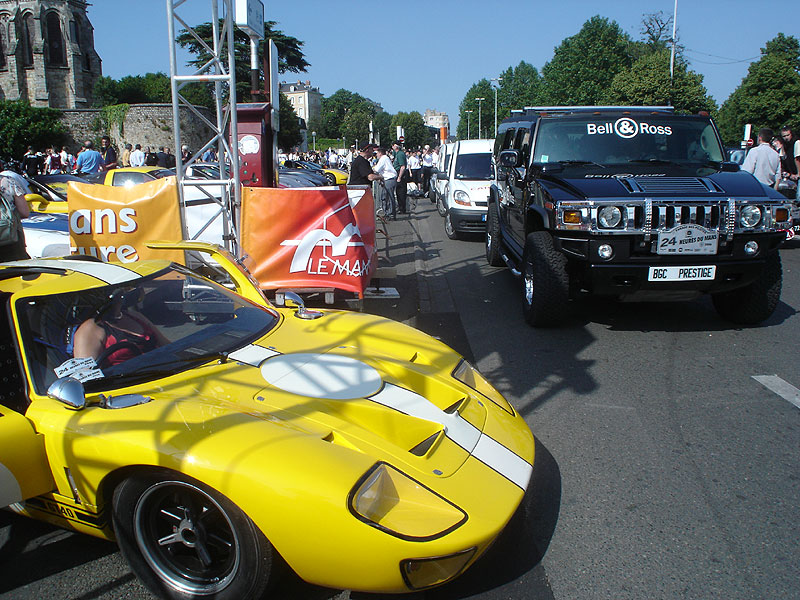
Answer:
[{"left": 0, "top": 0, "right": 101, "bottom": 108}]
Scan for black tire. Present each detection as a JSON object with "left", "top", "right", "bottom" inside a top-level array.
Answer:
[
  {"left": 436, "top": 189, "right": 447, "bottom": 217},
  {"left": 712, "top": 251, "right": 782, "bottom": 325},
  {"left": 444, "top": 210, "right": 460, "bottom": 240},
  {"left": 486, "top": 203, "right": 504, "bottom": 267},
  {"left": 113, "top": 472, "right": 273, "bottom": 600},
  {"left": 521, "top": 231, "right": 570, "bottom": 327},
  {"left": 324, "top": 172, "right": 336, "bottom": 185}
]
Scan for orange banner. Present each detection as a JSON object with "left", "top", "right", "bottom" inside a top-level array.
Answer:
[
  {"left": 240, "top": 186, "right": 376, "bottom": 296},
  {"left": 67, "top": 177, "right": 184, "bottom": 264}
]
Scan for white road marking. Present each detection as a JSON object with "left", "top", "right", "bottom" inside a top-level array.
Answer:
[{"left": 752, "top": 375, "right": 800, "bottom": 410}]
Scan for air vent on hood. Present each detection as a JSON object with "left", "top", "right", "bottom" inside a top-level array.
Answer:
[{"left": 628, "top": 177, "right": 718, "bottom": 194}]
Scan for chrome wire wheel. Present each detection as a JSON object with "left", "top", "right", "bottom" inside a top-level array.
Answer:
[{"left": 133, "top": 480, "right": 240, "bottom": 595}]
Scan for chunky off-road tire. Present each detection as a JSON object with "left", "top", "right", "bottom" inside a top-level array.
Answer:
[
  {"left": 521, "top": 231, "right": 570, "bottom": 327},
  {"left": 444, "top": 211, "right": 460, "bottom": 240},
  {"left": 712, "top": 251, "right": 782, "bottom": 325},
  {"left": 113, "top": 472, "right": 274, "bottom": 600},
  {"left": 486, "top": 203, "right": 504, "bottom": 267},
  {"left": 436, "top": 187, "right": 448, "bottom": 216}
]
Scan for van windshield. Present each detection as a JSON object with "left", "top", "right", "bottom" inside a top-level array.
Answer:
[
  {"left": 454, "top": 153, "right": 494, "bottom": 180},
  {"left": 532, "top": 116, "right": 725, "bottom": 167}
]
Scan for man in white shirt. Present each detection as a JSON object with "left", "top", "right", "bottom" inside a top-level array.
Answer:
[
  {"left": 742, "top": 128, "right": 780, "bottom": 187},
  {"left": 129, "top": 144, "right": 146, "bottom": 167},
  {"left": 374, "top": 147, "right": 398, "bottom": 219}
]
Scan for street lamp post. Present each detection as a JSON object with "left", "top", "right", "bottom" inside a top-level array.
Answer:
[
  {"left": 490, "top": 77, "right": 502, "bottom": 136},
  {"left": 475, "top": 98, "right": 485, "bottom": 139},
  {"left": 312, "top": 131, "right": 316, "bottom": 152},
  {"left": 464, "top": 110, "right": 473, "bottom": 139}
]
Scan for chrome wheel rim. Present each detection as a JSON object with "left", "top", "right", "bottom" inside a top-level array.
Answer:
[
  {"left": 133, "top": 481, "right": 240, "bottom": 595},
  {"left": 524, "top": 265, "right": 534, "bottom": 306}
]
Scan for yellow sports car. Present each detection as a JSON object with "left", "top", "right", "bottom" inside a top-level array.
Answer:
[
  {"left": 283, "top": 159, "right": 349, "bottom": 185},
  {"left": 0, "top": 242, "right": 534, "bottom": 599}
]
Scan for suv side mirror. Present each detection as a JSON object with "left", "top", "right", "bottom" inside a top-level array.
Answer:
[{"left": 498, "top": 150, "right": 522, "bottom": 168}]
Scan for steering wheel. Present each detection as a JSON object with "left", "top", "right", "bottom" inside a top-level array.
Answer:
[{"left": 96, "top": 341, "right": 143, "bottom": 367}]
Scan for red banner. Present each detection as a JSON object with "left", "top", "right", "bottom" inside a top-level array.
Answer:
[{"left": 240, "top": 186, "right": 376, "bottom": 296}]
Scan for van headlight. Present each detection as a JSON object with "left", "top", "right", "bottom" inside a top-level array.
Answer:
[
  {"left": 453, "top": 190, "right": 470, "bottom": 205},
  {"left": 349, "top": 463, "right": 466, "bottom": 540}
]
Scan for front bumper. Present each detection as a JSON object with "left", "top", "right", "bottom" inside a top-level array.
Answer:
[
  {"left": 449, "top": 206, "right": 487, "bottom": 233},
  {"left": 554, "top": 231, "right": 785, "bottom": 295}
]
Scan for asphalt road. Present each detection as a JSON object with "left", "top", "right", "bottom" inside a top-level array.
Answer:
[{"left": 2, "top": 199, "right": 799, "bottom": 600}]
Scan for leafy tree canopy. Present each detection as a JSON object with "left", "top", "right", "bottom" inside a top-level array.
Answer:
[
  {"left": 457, "top": 79, "right": 494, "bottom": 140},
  {"left": 604, "top": 49, "right": 717, "bottom": 114},
  {"left": 0, "top": 100, "right": 66, "bottom": 158},
  {"left": 314, "top": 89, "right": 377, "bottom": 139},
  {"left": 541, "top": 15, "right": 634, "bottom": 105},
  {"left": 176, "top": 20, "right": 309, "bottom": 105},
  {"left": 391, "top": 112, "right": 428, "bottom": 149},
  {"left": 93, "top": 72, "right": 172, "bottom": 106},
  {"left": 717, "top": 33, "right": 800, "bottom": 145},
  {"left": 277, "top": 92, "right": 302, "bottom": 151}
]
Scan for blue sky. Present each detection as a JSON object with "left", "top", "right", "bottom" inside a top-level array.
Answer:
[{"left": 89, "top": 0, "right": 792, "bottom": 131}]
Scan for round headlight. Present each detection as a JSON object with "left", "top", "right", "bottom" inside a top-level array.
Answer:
[
  {"left": 598, "top": 206, "right": 622, "bottom": 228},
  {"left": 740, "top": 205, "right": 762, "bottom": 228}
]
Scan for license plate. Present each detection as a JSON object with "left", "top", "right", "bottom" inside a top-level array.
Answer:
[
  {"left": 657, "top": 224, "right": 718, "bottom": 255},
  {"left": 648, "top": 266, "right": 716, "bottom": 281}
]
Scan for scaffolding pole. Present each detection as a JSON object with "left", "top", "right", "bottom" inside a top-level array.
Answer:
[{"left": 166, "top": 0, "right": 242, "bottom": 257}]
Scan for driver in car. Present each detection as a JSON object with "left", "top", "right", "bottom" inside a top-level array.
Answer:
[{"left": 73, "top": 288, "right": 168, "bottom": 366}]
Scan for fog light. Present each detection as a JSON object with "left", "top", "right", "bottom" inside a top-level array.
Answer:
[
  {"left": 744, "top": 240, "right": 759, "bottom": 255},
  {"left": 401, "top": 548, "right": 476, "bottom": 590},
  {"left": 563, "top": 210, "right": 581, "bottom": 224},
  {"left": 598, "top": 244, "right": 614, "bottom": 260}
]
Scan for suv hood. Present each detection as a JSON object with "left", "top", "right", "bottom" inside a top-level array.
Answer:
[{"left": 545, "top": 167, "right": 770, "bottom": 199}]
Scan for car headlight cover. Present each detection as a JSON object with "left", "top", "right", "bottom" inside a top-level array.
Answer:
[
  {"left": 350, "top": 463, "right": 466, "bottom": 540},
  {"left": 740, "top": 205, "right": 762, "bottom": 228},
  {"left": 452, "top": 359, "right": 515, "bottom": 415},
  {"left": 598, "top": 206, "right": 622, "bottom": 228},
  {"left": 453, "top": 190, "right": 470, "bottom": 205}
]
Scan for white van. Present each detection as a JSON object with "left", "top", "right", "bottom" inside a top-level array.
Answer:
[
  {"left": 432, "top": 142, "right": 454, "bottom": 216},
  {"left": 436, "top": 139, "right": 494, "bottom": 239}
]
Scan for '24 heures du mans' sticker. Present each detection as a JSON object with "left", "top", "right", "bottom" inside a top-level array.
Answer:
[{"left": 55, "top": 357, "right": 104, "bottom": 382}]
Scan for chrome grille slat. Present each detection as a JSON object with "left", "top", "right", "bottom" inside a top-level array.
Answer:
[{"left": 633, "top": 177, "right": 712, "bottom": 194}]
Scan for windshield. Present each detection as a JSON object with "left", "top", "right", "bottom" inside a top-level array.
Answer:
[
  {"left": 454, "top": 153, "right": 493, "bottom": 180},
  {"left": 532, "top": 116, "right": 725, "bottom": 167},
  {"left": 17, "top": 266, "right": 279, "bottom": 393}
]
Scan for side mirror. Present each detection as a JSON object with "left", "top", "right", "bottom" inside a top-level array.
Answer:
[
  {"left": 437, "top": 172, "right": 449, "bottom": 182},
  {"left": 47, "top": 377, "right": 86, "bottom": 410},
  {"left": 25, "top": 193, "right": 49, "bottom": 211},
  {"left": 283, "top": 291, "right": 324, "bottom": 320},
  {"left": 498, "top": 150, "right": 522, "bottom": 168}
]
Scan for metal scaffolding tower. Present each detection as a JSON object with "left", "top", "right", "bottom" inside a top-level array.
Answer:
[{"left": 166, "top": 0, "right": 241, "bottom": 256}]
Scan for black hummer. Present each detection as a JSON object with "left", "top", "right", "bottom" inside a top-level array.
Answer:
[{"left": 487, "top": 106, "right": 792, "bottom": 326}]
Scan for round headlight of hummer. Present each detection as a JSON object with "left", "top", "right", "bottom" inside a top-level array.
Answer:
[
  {"left": 740, "top": 205, "right": 762, "bottom": 228},
  {"left": 598, "top": 206, "right": 622, "bottom": 228}
]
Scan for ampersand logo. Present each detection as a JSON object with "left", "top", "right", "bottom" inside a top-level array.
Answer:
[{"left": 614, "top": 118, "right": 638, "bottom": 139}]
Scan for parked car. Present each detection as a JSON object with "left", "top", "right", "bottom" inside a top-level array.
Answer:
[
  {"left": 0, "top": 242, "right": 534, "bottom": 599},
  {"left": 283, "top": 159, "right": 348, "bottom": 185},
  {"left": 278, "top": 166, "right": 327, "bottom": 187},
  {"left": 432, "top": 142, "right": 455, "bottom": 216},
  {"left": 436, "top": 139, "right": 495, "bottom": 239}
]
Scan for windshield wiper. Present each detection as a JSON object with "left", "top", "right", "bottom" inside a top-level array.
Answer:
[
  {"left": 558, "top": 160, "right": 607, "bottom": 169},
  {"left": 88, "top": 352, "right": 228, "bottom": 388},
  {"left": 628, "top": 159, "right": 681, "bottom": 166}
]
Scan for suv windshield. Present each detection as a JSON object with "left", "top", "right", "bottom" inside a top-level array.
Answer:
[
  {"left": 454, "top": 153, "right": 494, "bottom": 180},
  {"left": 18, "top": 266, "right": 279, "bottom": 393},
  {"left": 532, "top": 115, "right": 725, "bottom": 167}
]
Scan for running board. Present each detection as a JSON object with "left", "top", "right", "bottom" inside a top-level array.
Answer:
[{"left": 501, "top": 253, "right": 521, "bottom": 277}]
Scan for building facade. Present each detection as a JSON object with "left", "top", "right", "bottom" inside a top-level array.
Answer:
[
  {"left": 280, "top": 80, "right": 322, "bottom": 125},
  {"left": 423, "top": 108, "right": 450, "bottom": 132},
  {"left": 0, "top": 0, "right": 101, "bottom": 108}
]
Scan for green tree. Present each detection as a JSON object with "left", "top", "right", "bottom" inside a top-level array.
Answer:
[
  {"left": 176, "top": 20, "right": 309, "bottom": 104},
  {"left": 457, "top": 80, "right": 494, "bottom": 139},
  {"left": 93, "top": 75, "right": 120, "bottom": 107},
  {"left": 277, "top": 92, "right": 302, "bottom": 151},
  {"left": 373, "top": 110, "right": 393, "bottom": 147},
  {"left": 496, "top": 61, "right": 543, "bottom": 121},
  {"left": 604, "top": 49, "right": 717, "bottom": 113},
  {"left": 317, "top": 89, "right": 374, "bottom": 139},
  {"left": 540, "top": 16, "right": 634, "bottom": 105},
  {"left": 341, "top": 107, "right": 373, "bottom": 147},
  {"left": 0, "top": 100, "right": 66, "bottom": 159},
  {"left": 391, "top": 111, "right": 427, "bottom": 148},
  {"left": 717, "top": 33, "right": 800, "bottom": 145}
]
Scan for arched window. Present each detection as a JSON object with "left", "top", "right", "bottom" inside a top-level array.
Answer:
[
  {"left": 22, "top": 13, "right": 34, "bottom": 67},
  {"left": 45, "top": 13, "right": 64, "bottom": 65}
]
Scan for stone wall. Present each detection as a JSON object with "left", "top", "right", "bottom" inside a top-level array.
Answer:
[{"left": 59, "top": 103, "right": 216, "bottom": 155}]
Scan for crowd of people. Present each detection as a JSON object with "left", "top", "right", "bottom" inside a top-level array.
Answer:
[{"left": 742, "top": 125, "right": 800, "bottom": 199}]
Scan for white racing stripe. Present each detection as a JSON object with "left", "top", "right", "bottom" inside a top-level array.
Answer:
[
  {"left": 229, "top": 344, "right": 280, "bottom": 367},
  {"left": 370, "top": 384, "right": 532, "bottom": 489},
  {"left": 1, "top": 259, "right": 140, "bottom": 284},
  {"left": 752, "top": 375, "right": 800, "bottom": 410}
]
